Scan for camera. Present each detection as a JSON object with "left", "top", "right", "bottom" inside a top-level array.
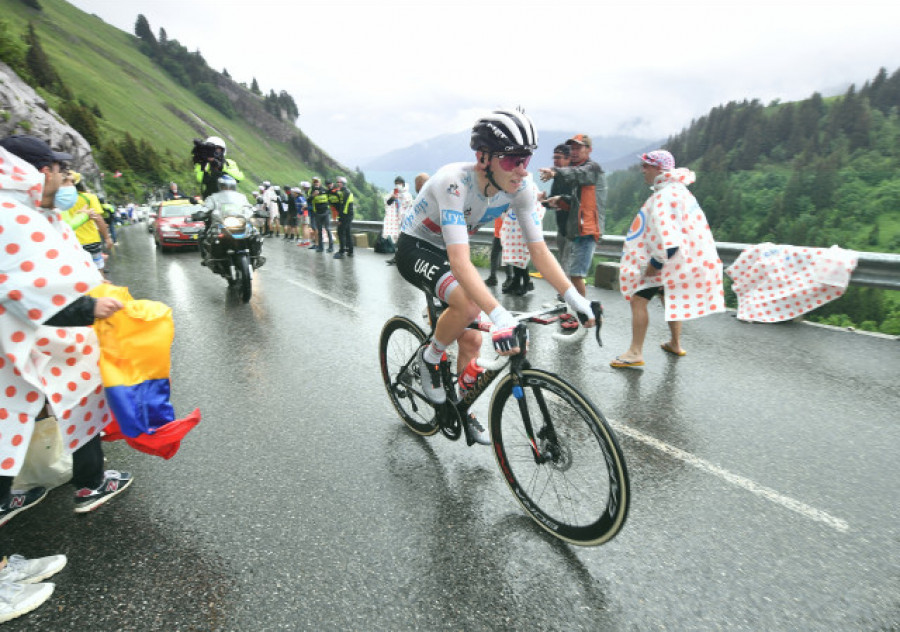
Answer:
[{"left": 192, "top": 139, "right": 224, "bottom": 169}]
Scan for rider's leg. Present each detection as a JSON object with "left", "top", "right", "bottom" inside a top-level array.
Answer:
[{"left": 428, "top": 284, "right": 480, "bottom": 366}]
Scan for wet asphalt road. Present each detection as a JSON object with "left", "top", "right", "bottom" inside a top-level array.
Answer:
[{"left": 4, "top": 223, "right": 898, "bottom": 631}]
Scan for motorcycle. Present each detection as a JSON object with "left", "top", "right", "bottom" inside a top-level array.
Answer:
[{"left": 193, "top": 190, "right": 265, "bottom": 303}]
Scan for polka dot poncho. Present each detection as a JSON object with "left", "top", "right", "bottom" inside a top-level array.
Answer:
[
  {"left": 618, "top": 168, "right": 725, "bottom": 322},
  {"left": 0, "top": 147, "right": 106, "bottom": 477}
]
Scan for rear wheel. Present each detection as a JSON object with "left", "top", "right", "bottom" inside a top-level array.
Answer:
[
  {"left": 379, "top": 316, "right": 438, "bottom": 436},
  {"left": 238, "top": 254, "right": 252, "bottom": 302},
  {"left": 490, "top": 368, "right": 629, "bottom": 546}
]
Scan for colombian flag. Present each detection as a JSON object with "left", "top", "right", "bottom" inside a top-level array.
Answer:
[{"left": 89, "top": 285, "right": 200, "bottom": 458}]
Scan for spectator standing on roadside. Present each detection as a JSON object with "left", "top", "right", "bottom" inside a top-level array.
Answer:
[
  {"left": 308, "top": 177, "right": 333, "bottom": 253},
  {"left": 98, "top": 196, "right": 118, "bottom": 245},
  {"left": 0, "top": 136, "right": 134, "bottom": 528},
  {"left": 484, "top": 216, "right": 505, "bottom": 287},
  {"left": 333, "top": 176, "right": 355, "bottom": 259},
  {"left": 543, "top": 143, "right": 573, "bottom": 273},
  {"left": 610, "top": 150, "right": 724, "bottom": 369},
  {"left": 296, "top": 181, "right": 311, "bottom": 247},
  {"left": 383, "top": 176, "right": 411, "bottom": 244},
  {"left": 539, "top": 134, "right": 606, "bottom": 299},
  {"left": 283, "top": 187, "right": 299, "bottom": 241},
  {"left": 61, "top": 171, "right": 113, "bottom": 274},
  {"left": 260, "top": 181, "right": 278, "bottom": 237}
]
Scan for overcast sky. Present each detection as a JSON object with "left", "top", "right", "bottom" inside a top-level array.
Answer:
[{"left": 69, "top": 0, "right": 899, "bottom": 167}]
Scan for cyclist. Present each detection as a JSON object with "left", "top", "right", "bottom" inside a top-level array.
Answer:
[{"left": 395, "top": 108, "right": 597, "bottom": 445}]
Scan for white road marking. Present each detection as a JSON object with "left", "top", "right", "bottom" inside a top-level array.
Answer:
[
  {"left": 282, "top": 277, "right": 359, "bottom": 312},
  {"left": 609, "top": 419, "right": 851, "bottom": 533}
]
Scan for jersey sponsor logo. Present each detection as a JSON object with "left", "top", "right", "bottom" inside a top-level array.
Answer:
[
  {"left": 441, "top": 209, "right": 465, "bottom": 226},
  {"left": 481, "top": 203, "right": 510, "bottom": 223},
  {"left": 447, "top": 183, "right": 461, "bottom": 198},
  {"left": 414, "top": 257, "right": 440, "bottom": 280}
]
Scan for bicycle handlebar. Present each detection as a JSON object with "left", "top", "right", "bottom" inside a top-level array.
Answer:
[{"left": 475, "top": 300, "right": 604, "bottom": 370}]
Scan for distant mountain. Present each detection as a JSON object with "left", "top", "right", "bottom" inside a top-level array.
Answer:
[{"left": 362, "top": 130, "right": 664, "bottom": 177}]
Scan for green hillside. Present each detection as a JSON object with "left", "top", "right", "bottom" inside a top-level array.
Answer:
[{"left": 0, "top": 0, "right": 382, "bottom": 213}]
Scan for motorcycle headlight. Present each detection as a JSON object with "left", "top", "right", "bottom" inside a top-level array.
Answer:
[{"left": 223, "top": 216, "right": 247, "bottom": 232}]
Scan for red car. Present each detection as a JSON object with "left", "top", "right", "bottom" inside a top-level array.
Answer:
[{"left": 154, "top": 200, "right": 205, "bottom": 252}]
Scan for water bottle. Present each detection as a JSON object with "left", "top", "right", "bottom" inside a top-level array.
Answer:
[{"left": 458, "top": 358, "right": 485, "bottom": 392}]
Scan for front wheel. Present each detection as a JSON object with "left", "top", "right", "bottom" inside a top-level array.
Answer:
[
  {"left": 238, "top": 254, "right": 252, "bottom": 302},
  {"left": 379, "top": 316, "right": 438, "bottom": 436},
  {"left": 490, "top": 369, "right": 629, "bottom": 546}
]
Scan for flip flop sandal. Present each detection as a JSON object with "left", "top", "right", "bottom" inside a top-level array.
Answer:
[
  {"left": 661, "top": 343, "right": 687, "bottom": 357},
  {"left": 610, "top": 356, "right": 645, "bottom": 369}
]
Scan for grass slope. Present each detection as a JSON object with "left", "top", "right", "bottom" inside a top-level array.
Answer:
[{"left": 3, "top": 0, "right": 326, "bottom": 193}]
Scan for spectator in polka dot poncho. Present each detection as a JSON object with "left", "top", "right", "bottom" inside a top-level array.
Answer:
[
  {"left": 610, "top": 150, "right": 724, "bottom": 369},
  {"left": 0, "top": 136, "right": 133, "bottom": 526}
]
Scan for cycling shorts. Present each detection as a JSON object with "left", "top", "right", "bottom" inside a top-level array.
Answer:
[{"left": 395, "top": 233, "right": 458, "bottom": 304}]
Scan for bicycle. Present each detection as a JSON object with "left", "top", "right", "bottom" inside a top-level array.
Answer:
[{"left": 379, "top": 298, "right": 629, "bottom": 546}]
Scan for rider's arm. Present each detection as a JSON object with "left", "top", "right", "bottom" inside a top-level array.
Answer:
[
  {"left": 527, "top": 241, "right": 595, "bottom": 327},
  {"left": 446, "top": 242, "right": 500, "bottom": 317}
]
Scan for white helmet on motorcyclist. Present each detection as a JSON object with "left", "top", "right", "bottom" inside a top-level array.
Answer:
[
  {"left": 206, "top": 136, "right": 226, "bottom": 153},
  {"left": 336, "top": 176, "right": 347, "bottom": 185},
  {"left": 218, "top": 175, "right": 237, "bottom": 191},
  {"left": 300, "top": 181, "right": 310, "bottom": 188}
]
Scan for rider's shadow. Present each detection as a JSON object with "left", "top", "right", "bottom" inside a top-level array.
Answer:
[{"left": 383, "top": 425, "right": 617, "bottom": 628}]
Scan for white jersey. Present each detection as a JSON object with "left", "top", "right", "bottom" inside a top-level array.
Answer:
[{"left": 399, "top": 163, "right": 544, "bottom": 249}]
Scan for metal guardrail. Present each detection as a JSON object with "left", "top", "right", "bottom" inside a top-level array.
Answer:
[{"left": 351, "top": 220, "right": 900, "bottom": 291}]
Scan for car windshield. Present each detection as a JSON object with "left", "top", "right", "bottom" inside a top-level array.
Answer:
[{"left": 160, "top": 205, "right": 195, "bottom": 218}]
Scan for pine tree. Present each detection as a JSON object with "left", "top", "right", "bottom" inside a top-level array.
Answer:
[
  {"left": 134, "top": 15, "right": 157, "bottom": 46},
  {"left": 24, "top": 23, "right": 62, "bottom": 91},
  {"left": 250, "top": 77, "right": 261, "bottom": 95}
]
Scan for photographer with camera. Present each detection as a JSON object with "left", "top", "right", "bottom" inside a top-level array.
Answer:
[{"left": 192, "top": 136, "right": 245, "bottom": 199}]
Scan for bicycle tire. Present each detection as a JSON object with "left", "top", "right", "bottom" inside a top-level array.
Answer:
[
  {"left": 490, "top": 368, "right": 629, "bottom": 546},
  {"left": 379, "top": 316, "right": 439, "bottom": 436}
]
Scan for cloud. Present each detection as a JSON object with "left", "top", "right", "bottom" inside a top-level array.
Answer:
[{"left": 70, "top": 0, "right": 900, "bottom": 166}]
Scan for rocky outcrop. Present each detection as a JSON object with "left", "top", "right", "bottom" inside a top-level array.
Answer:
[{"left": 0, "top": 61, "right": 100, "bottom": 180}]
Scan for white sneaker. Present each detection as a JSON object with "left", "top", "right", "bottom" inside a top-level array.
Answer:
[
  {"left": 0, "top": 581, "right": 55, "bottom": 624},
  {"left": 0, "top": 554, "right": 67, "bottom": 584}
]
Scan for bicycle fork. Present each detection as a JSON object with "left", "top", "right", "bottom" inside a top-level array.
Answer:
[{"left": 509, "top": 363, "right": 558, "bottom": 464}]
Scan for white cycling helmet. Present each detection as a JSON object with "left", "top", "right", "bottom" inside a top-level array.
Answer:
[{"left": 300, "top": 181, "right": 310, "bottom": 188}]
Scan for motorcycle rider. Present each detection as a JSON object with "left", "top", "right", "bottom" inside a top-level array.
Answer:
[
  {"left": 193, "top": 136, "right": 245, "bottom": 198},
  {"left": 196, "top": 175, "right": 262, "bottom": 269}
]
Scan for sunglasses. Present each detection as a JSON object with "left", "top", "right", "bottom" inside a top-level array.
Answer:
[{"left": 496, "top": 153, "right": 531, "bottom": 171}]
